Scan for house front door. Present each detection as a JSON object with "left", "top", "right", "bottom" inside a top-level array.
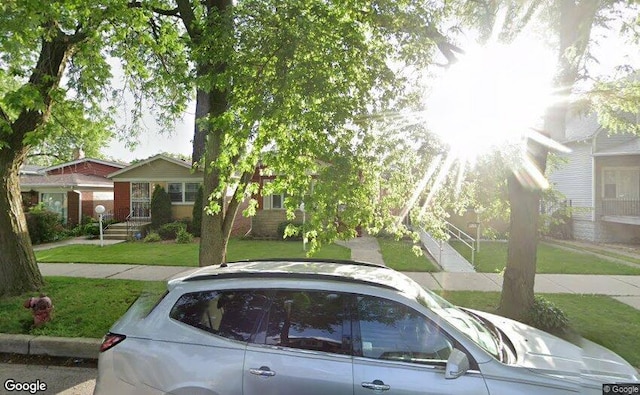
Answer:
[{"left": 131, "top": 182, "right": 151, "bottom": 219}]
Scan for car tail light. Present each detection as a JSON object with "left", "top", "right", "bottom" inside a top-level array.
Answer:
[{"left": 99, "top": 333, "right": 126, "bottom": 353}]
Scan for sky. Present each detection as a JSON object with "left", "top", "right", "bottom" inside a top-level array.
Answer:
[{"left": 101, "top": 103, "right": 195, "bottom": 163}]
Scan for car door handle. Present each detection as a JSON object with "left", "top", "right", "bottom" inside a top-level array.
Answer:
[
  {"left": 361, "top": 380, "right": 390, "bottom": 391},
  {"left": 249, "top": 366, "right": 276, "bottom": 377}
]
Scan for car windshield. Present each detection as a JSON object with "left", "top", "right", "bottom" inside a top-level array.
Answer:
[{"left": 413, "top": 286, "right": 501, "bottom": 360}]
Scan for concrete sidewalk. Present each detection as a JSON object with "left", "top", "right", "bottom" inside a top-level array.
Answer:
[{"left": 37, "top": 262, "right": 640, "bottom": 308}]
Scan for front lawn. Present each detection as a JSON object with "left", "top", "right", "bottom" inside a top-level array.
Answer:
[
  {"left": 35, "top": 238, "right": 350, "bottom": 266},
  {"left": 450, "top": 240, "right": 640, "bottom": 275},
  {"left": 1, "top": 278, "right": 637, "bottom": 368},
  {"left": 377, "top": 237, "right": 439, "bottom": 272},
  {"left": 0, "top": 277, "right": 164, "bottom": 338}
]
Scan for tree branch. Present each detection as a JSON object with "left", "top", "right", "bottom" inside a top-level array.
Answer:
[
  {"left": 426, "top": 29, "right": 465, "bottom": 66},
  {"left": 175, "top": 0, "right": 202, "bottom": 40},
  {"left": 26, "top": 152, "right": 65, "bottom": 162},
  {"left": 222, "top": 170, "right": 254, "bottom": 237},
  {"left": 0, "top": 105, "right": 10, "bottom": 124},
  {"left": 128, "top": 1, "right": 180, "bottom": 17}
]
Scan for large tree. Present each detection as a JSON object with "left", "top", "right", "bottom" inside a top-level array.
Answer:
[
  {"left": 0, "top": 1, "right": 188, "bottom": 296},
  {"left": 456, "top": 0, "right": 638, "bottom": 320},
  {"left": 499, "top": 0, "right": 615, "bottom": 320},
  {"left": 140, "top": 0, "right": 460, "bottom": 266}
]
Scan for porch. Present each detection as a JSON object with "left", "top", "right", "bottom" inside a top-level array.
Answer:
[{"left": 601, "top": 199, "right": 640, "bottom": 225}]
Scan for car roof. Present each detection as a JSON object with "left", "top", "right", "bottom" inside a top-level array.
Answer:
[{"left": 168, "top": 259, "right": 418, "bottom": 294}]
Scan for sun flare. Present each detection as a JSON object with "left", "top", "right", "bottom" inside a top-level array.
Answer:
[
  {"left": 394, "top": 36, "right": 564, "bottom": 225},
  {"left": 424, "top": 37, "right": 558, "bottom": 164}
]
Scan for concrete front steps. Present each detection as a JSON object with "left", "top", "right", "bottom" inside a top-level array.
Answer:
[{"left": 103, "top": 222, "right": 149, "bottom": 240}]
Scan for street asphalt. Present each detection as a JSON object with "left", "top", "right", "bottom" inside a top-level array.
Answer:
[{"left": 3, "top": 236, "right": 640, "bottom": 361}]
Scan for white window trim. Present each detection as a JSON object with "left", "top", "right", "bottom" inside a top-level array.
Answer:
[
  {"left": 262, "top": 180, "right": 286, "bottom": 210},
  {"left": 168, "top": 181, "right": 201, "bottom": 204}
]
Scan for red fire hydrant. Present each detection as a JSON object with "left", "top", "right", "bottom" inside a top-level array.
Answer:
[{"left": 23, "top": 294, "right": 53, "bottom": 327}]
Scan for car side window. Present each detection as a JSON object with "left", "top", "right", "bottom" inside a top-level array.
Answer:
[
  {"left": 170, "top": 290, "right": 269, "bottom": 341},
  {"left": 255, "top": 290, "right": 350, "bottom": 355},
  {"left": 356, "top": 295, "right": 453, "bottom": 365}
]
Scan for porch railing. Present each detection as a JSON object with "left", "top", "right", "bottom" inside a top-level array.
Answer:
[{"left": 601, "top": 199, "right": 640, "bottom": 217}]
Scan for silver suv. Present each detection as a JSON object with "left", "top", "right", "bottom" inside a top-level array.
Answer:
[{"left": 94, "top": 259, "right": 638, "bottom": 395}]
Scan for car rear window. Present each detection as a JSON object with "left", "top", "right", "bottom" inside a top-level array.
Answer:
[
  {"left": 170, "top": 290, "right": 269, "bottom": 341},
  {"left": 126, "top": 288, "right": 169, "bottom": 320}
]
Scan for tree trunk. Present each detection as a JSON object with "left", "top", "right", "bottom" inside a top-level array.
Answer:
[
  {"left": 0, "top": 148, "right": 43, "bottom": 296},
  {"left": 499, "top": 172, "right": 542, "bottom": 320},
  {"left": 498, "top": 0, "right": 600, "bottom": 320},
  {"left": 191, "top": 89, "right": 209, "bottom": 164},
  {"left": 199, "top": 131, "right": 227, "bottom": 266},
  {"left": 193, "top": 0, "right": 233, "bottom": 266},
  {"left": 0, "top": 33, "right": 72, "bottom": 296}
]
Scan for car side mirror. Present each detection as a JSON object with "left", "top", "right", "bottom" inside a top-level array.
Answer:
[{"left": 444, "top": 349, "right": 470, "bottom": 379}]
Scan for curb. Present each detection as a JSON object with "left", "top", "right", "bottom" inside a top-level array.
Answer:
[{"left": 0, "top": 334, "right": 101, "bottom": 360}]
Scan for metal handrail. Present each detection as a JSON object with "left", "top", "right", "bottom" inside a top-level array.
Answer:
[
  {"left": 445, "top": 221, "right": 475, "bottom": 266},
  {"left": 125, "top": 212, "right": 132, "bottom": 238}
]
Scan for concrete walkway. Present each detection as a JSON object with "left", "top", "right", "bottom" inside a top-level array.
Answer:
[
  {"left": 418, "top": 229, "right": 476, "bottom": 272},
  {"left": 32, "top": 237, "right": 124, "bottom": 251},
  {"left": 335, "top": 236, "right": 386, "bottom": 266}
]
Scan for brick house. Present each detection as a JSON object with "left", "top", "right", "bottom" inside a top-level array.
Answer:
[
  {"left": 19, "top": 158, "right": 126, "bottom": 226},
  {"left": 249, "top": 167, "right": 309, "bottom": 238},
  {"left": 108, "top": 154, "right": 252, "bottom": 236}
]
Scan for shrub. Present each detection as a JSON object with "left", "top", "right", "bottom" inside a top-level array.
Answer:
[
  {"left": 82, "top": 222, "right": 101, "bottom": 237},
  {"left": 176, "top": 228, "right": 194, "bottom": 244},
  {"left": 157, "top": 222, "right": 187, "bottom": 240},
  {"left": 144, "top": 232, "right": 162, "bottom": 243},
  {"left": 191, "top": 185, "right": 203, "bottom": 237},
  {"left": 277, "top": 221, "right": 303, "bottom": 241},
  {"left": 26, "top": 204, "right": 65, "bottom": 244},
  {"left": 525, "top": 296, "right": 570, "bottom": 335},
  {"left": 151, "top": 184, "right": 172, "bottom": 229}
]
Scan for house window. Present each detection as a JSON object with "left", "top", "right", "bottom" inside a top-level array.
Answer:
[
  {"left": 185, "top": 183, "right": 200, "bottom": 202},
  {"left": 41, "top": 193, "right": 66, "bottom": 222},
  {"left": 168, "top": 183, "right": 183, "bottom": 202},
  {"left": 603, "top": 168, "right": 640, "bottom": 200},
  {"left": 262, "top": 180, "right": 285, "bottom": 210},
  {"left": 168, "top": 182, "right": 201, "bottom": 203}
]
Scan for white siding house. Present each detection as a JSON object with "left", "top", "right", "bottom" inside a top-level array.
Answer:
[{"left": 548, "top": 112, "right": 640, "bottom": 243}]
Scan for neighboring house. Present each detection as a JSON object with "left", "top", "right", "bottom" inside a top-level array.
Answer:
[
  {"left": 19, "top": 158, "right": 126, "bottom": 226},
  {"left": 108, "top": 154, "right": 204, "bottom": 222},
  {"left": 548, "top": 112, "right": 640, "bottom": 243},
  {"left": 108, "top": 154, "right": 316, "bottom": 238},
  {"left": 250, "top": 170, "right": 307, "bottom": 238}
]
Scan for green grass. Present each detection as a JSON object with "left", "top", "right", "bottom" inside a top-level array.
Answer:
[
  {"left": 377, "top": 237, "right": 439, "bottom": 272},
  {"left": 552, "top": 240, "right": 640, "bottom": 265},
  {"left": 2, "top": 279, "right": 636, "bottom": 368},
  {"left": 0, "top": 277, "right": 165, "bottom": 338},
  {"left": 450, "top": 240, "right": 640, "bottom": 275},
  {"left": 35, "top": 238, "right": 350, "bottom": 266},
  {"left": 438, "top": 291, "right": 640, "bottom": 368}
]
